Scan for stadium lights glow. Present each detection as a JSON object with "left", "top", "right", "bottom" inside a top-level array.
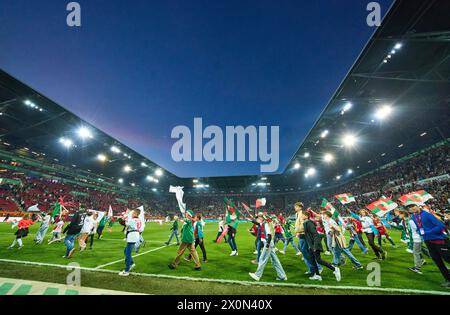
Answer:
[
  {"left": 347, "top": 169, "right": 353, "bottom": 175},
  {"left": 420, "top": 132, "right": 427, "bottom": 137},
  {"left": 261, "top": 177, "right": 267, "bottom": 181},
  {"left": 394, "top": 43, "right": 402, "bottom": 50},
  {"left": 341, "top": 102, "right": 352, "bottom": 115},
  {"left": 118, "top": 178, "right": 124, "bottom": 184},
  {"left": 305, "top": 168, "right": 316, "bottom": 178},
  {"left": 97, "top": 154, "right": 107, "bottom": 162},
  {"left": 320, "top": 130, "right": 329, "bottom": 138},
  {"left": 256, "top": 182, "right": 270, "bottom": 187},
  {"left": 336, "top": 175, "right": 342, "bottom": 180},
  {"left": 375, "top": 105, "right": 392, "bottom": 120},
  {"left": 304, "top": 152, "right": 310, "bottom": 158},
  {"left": 193, "top": 179, "right": 199, "bottom": 183},
  {"left": 152, "top": 188, "right": 157, "bottom": 192},
  {"left": 141, "top": 162, "right": 148, "bottom": 167},
  {"left": 59, "top": 137, "right": 73, "bottom": 148},
  {"left": 316, "top": 183, "right": 321, "bottom": 188},
  {"left": 342, "top": 133, "right": 357, "bottom": 147},
  {"left": 155, "top": 169, "right": 163, "bottom": 177},
  {"left": 131, "top": 183, "right": 136, "bottom": 187},
  {"left": 146, "top": 175, "right": 154, "bottom": 181},
  {"left": 110, "top": 146, "right": 121, "bottom": 153},
  {"left": 294, "top": 163, "right": 301, "bottom": 170},
  {"left": 323, "top": 153, "right": 334, "bottom": 163},
  {"left": 77, "top": 127, "right": 93, "bottom": 139},
  {"left": 123, "top": 165, "right": 132, "bottom": 173},
  {"left": 398, "top": 144, "right": 404, "bottom": 148},
  {"left": 194, "top": 184, "right": 210, "bottom": 188}
]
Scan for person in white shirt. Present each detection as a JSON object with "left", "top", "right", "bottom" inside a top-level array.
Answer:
[
  {"left": 215, "top": 216, "right": 227, "bottom": 243},
  {"left": 48, "top": 218, "right": 65, "bottom": 244},
  {"left": 397, "top": 209, "right": 429, "bottom": 274},
  {"left": 78, "top": 211, "right": 95, "bottom": 251},
  {"left": 34, "top": 213, "right": 51, "bottom": 244},
  {"left": 119, "top": 208, "right": 142, "bottom": 276},
  {"left": 350, "top": 210, "right": 386, "bottom": 260}
]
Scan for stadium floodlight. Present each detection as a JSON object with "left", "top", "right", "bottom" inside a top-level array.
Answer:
[
  {"left": 336, "top": 175, "right": 342, "bottom": 180},
  {"left": 316, "top": 183, "right": 321, "bottom": 188},
  {"left": 152, "top": 188, "right": 157, "bottom": 192},
  {"left": 153, "top": 179, "right": 159, "bottom": 183},
  {"left": 294, "top": 163, "right": 301, "bottom": 170},
  {"left": 261, "top": 177, "right": 267, "bottom": 181},
  {"left": 193, "top": 179, "right": 199, "bottom": 183},
  {"left": 305, "top": 167, "right": 316, "bottom": 178},
  {"left": 320, "top": 130, "right": 329, "bottom": 138},
  {"left": 375, "top": 105, "right": 392, "bottom": 120},
  {"left": 146, "top": 175, "right": 154, "bottom": 182},
  {"left": 59, "top": 137, "right": 73, "bottom": 148},
  {"left": 110, "top": 146, "right": 121, "bottom": 153},
  {"left": 304, "top": 152, "right": 310, "bottom": 158},
  {"left": 342, "top": 133, "right": 357, "bottom": 148},
  {"left": 155, "top": 169, "right": 163, "bottom": 177},
  {"left": 118, "top": 178, "right": 124, "bottom": 184},
  {"left": 131, "top": 183, "right": 136, "bottom": 187},
  {"left": 323, "top": 153, "right": 334, "bottom": 163},
  {"left": 123, "top": 165, "right": 132, "bottom": 173},
  {"left": 347, "top": 169, "right": 353, "bottom": 175},
  {"left": 77, "top": 127, "right": 93, "bottom": 139},
  {"left": 394, "top": 43, "right": 402, "bottom": 50},
  {"left": 97, "top": 154, "right": 107, "bottom": 162},
  {"left": 341, "top": 102, "right": 352, "bottom": 114},
  {"left": 141, "top": 162, "right": 148, "bottom": 167}
]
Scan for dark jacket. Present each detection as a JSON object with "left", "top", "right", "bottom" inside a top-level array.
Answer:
[
  {"left": 303, "top": 219, "right": 323, "bottom": 252},
  {"left": 63, "top": 211, "right": 85, "bottom": 235}
]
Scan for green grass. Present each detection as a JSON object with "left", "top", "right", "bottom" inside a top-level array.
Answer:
[{"left": 0, "top": 221, "right": 448, "bottom": 295}]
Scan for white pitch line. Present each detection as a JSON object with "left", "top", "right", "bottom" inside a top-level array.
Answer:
[
  {"left": 94, "top": 244, "right": 175, "bottom": 269},
  {"left": 0, "top": 258, "right": 449, "bottom": 295}
]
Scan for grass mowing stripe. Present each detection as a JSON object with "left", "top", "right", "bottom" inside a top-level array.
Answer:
[
  {"left": 1, "top": 258, "right": 449, "bottom": 295},
  {"left": 94, "top": 244, "right": 176, "bottom": 269},
  {"left": 13, "top": 284, "right": 32, "bottom": 295},
  {"left": 0, "top": 282, "right": 15, "bottom": 295}
]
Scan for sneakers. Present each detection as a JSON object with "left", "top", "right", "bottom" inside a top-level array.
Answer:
[
  {"left": 279, "top": 250, "right": 285, "bottom": 255},
  {"left": 276, "top": 277, "right": 287, "bottom": 281},
  {"left": 253, "top": 250, "right": 258, "bottom": 255},
  {"left": 296, "top": 252, "right": 302, "bottom": 256},
  {"left": 409, "top": 267, "right": 423, "bottom": 274},
  {"left": 164, "top": 242, "right": 169, "bottom": 246},
  {"left": 168, "top": 264, "right": 176, "bottom": 270},
  {"left": 334, "top": 267, "right": 342, "bottom": 282},
  {"left": 406, "top": 248, "right": 414, "bottom": 254},
  {"left": 249, "top": 272, "right": 260, "bottom": 281},
  {"left": 353, "top": 265, "right": 364, "bottom": 270},
  {"left": 381, "top": 251, "right": 387, "bottom": 260},
  {"left": 118, "top": 271, "right": 130, "bottom": 276},
  {"left": 230, "top": 251, "right": 238, "bottom": 256},
  {"left": 309, "top": 274, "right": 322, "bottom": 281},
  {"left": 324, "top": 251, "right": 331, "bottom": 256},
  {"left": 251, "top": 260, "right": 258, "bottom": 265}
]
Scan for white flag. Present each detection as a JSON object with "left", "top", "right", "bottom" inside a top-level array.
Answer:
[
  {"left": 27, "top": 204, "right": 40, "bottom": 212},
  {"left": 137, "top": 205, "right": 146, "bottom": 232},
  {"left": 107, "top": 205, "right": 113, "bottom": 218},
  {"left": 169, "top": 185, "right": 186, "bottom": 214}
]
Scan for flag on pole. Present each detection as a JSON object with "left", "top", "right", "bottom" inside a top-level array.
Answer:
[
  {"left": 367, "top": 197, "right": 398, "bottom": 217},
  {"left": 241, "top": 202, "right": 253, "bottom": 217},
  {"left": 255, "top": 198, "right": 266, "bottom": 209},
  {"left": 398, "top": 190, "right": 434, "bottom": 206},
  {"left": 224, "top": 197, "right": 240, "bottom": 220},
  {"left": 169, "top": 186, "right": 186, "bottom": 214},
  {"left": 51, "top": 202, "right": 61, "bottom": 219},
  {"left": 335, "top": 193, "right": 356, "bottom": 205},
  {"left": 321, "top": 199, "right": 339, "bottom": 219},
  {"left": 107, "top": 205, "right": 113, "bottom": 218}
]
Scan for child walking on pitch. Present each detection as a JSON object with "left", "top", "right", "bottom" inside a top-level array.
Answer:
[
  {"left": 249, "top": 214, "right": 287, "bottom": 281},
  {"left": 165, "top": 215, "right": 180, "bottom": 245},
  {"left": 8, "top": 214, "right": 35, "bottom": 249},
  {"left": 48, "top": 217, "right": 65, "bottom": 244},
  {"left": 168, "top": 210, "right": 201, "bottom": 271},
  {"left": 34, "top": 212, "right": 51, "bottom": 244},
  {"left": 119, "top": 208, "right": 143, "bottom": 276}
]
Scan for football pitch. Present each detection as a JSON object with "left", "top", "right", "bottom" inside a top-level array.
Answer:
[{"left": 0, "top": 222, "right": 449, "bottom": 295}]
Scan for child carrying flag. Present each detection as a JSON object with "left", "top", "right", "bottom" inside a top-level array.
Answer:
[
  {"left": 8, "top": 214, "right": 35, "bottom": 249},
  {"left": 279, "top": 220, "right": 301, "bottom": 256},
  {"left": 168, "top": 210, "right": 201, "bottom": 271},
  {"left": 119, "top": 208, "right": 142, "bottom": 276}
]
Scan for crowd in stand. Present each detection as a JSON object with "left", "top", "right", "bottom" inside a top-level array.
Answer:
[{"left": 0, "top": 144, "right": 449, "bottom": 220}]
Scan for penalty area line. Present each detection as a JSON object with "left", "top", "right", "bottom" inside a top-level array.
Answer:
[{"left": 0, "top": 258, "right": 449, "bottom": 295}]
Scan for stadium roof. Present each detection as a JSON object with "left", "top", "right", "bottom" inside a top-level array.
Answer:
[{"left": 0, "top": 0, "right": 449, "bottom": 194}]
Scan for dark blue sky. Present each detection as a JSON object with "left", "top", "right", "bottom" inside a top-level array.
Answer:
[{"left": 0, "top": 0, "right": 393, "bottom": 177}]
